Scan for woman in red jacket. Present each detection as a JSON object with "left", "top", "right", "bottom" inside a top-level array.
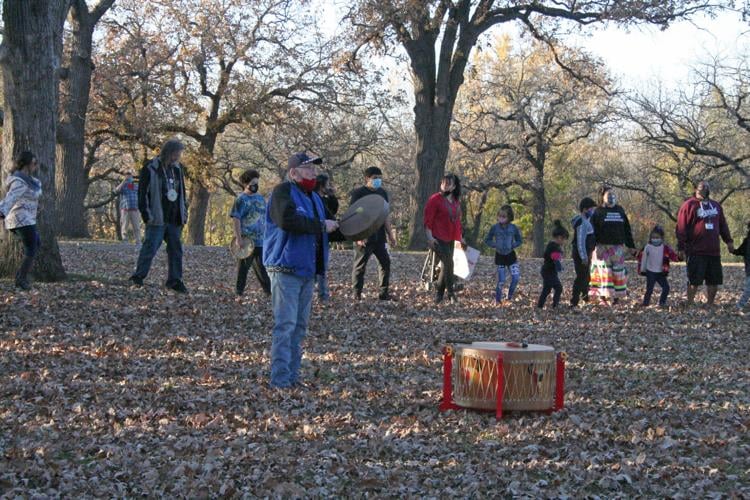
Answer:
[{"left": 424, "top": 173, "right": 464, "bottom": 304}]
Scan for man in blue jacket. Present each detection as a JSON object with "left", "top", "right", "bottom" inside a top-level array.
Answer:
[{"left": 264, "top": 152, "right": 339, "bottom": 388}]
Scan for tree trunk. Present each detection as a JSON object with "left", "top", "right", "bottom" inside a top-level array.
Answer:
[
  {"left": 466, "top": 190, "right": 489, "bottom": 248},
  {"left": 56, "top": 139, "right": 90, "bottom": 237},
  {"left": 406, "top": 83, "right": 453, "bottom": 249},
  {"left": 56, "top": 3, "right": 110, "bottom": 238},
  {"left": 186, "top": 183, "right": 209, "bottom": 246},
  {"left": 0, "top": 0, "right": 67, "bottom": 281},
  {"left": 530, "top": 177, "right": 547, "bottom": 258}
]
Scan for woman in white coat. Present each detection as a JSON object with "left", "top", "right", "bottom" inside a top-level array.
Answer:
[{"left": 0, "top": 151, "right": 43, "bottom": 290}]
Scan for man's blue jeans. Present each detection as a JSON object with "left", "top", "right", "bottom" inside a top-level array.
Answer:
[
  {"left": 269, "top": 271, "right": 314, "bottom": 388},
  {"left": 132, "top": 223, "right": 183, "bottom": 285}
]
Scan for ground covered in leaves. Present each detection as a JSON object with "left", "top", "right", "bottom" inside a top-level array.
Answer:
[{"left": 1, "top": 241, "right": 748, "bottom": 497}]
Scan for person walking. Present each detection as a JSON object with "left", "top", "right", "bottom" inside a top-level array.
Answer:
[
  {"left": 589, "top": 185, "right": 636, "bottom": 304},
  {"left": 675, "top": 180, "right": 734, "bottom": 306},
  {"left": 484, "top": 205, "right": 523, "bottom": 305},
  {"left": 129, "top": 139, "right": 189, "bottom": 293},
  {"left": 570, "top": 197, "right": 597, "bottom": 307},
  {"left": 114, "top": 170, "right": 141, "bottom": 244},
  {"left": 230, "top": 168, "right": 271, "bottom": 296},
  {"left": 0, "top": 151, "right": 42, "bottom": 290},
  {"left": 424, "top": 173, "right": 464, "bottom": 304},
  {"left": 350, "top": 167, "right": 397, "bottom": 301}
]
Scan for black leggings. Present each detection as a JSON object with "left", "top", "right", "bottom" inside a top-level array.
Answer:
[
  {"left": 538, "top": 271, "right": 562, "bottom": 308},
  {"left": 10, "top": 224, "right": 40, "bottom": 284},
  {"left": 236, "top": 246, "right": 271, "bottom": 295}
]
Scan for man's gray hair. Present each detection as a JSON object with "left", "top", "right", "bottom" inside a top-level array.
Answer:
[{"left": 159, "top": 138, "right": 185, "bottom": 165}]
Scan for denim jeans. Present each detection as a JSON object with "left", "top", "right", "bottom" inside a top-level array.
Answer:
[
  {"left": 132, "top": 223, "right": 183, "bottom": 285},
  {"left": 739, "top": 275, "right": 750, "bottom": 308},
  {"left": 643, "top": 271, "right": 670, "bottom": 306},
  {"left": 495, "top": 263, "right": 520, "bottom": 301},
  {"left": 269, "top": 271, "right": 314, "bottom": 388},
  {"left": 316, "top": 273, "right": 329, "bottom": 301}
]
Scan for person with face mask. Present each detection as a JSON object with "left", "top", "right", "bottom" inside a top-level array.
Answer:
[
  {"left": 570, "top": 197, "right": 597, "bottom": 307},
  {"left": 263, "top": 151, "right": 339, "bottom": 389},
  {"left": 230, "top": 168, "right": 270, "bottom": 297},
  {"left": 424, "top": 173, "right": 465, "bottom": 304},
  {"left": 484, "top": 204, "right": 523, "bottom": 305},
  {"left": 349, "top": 166, "right": 397, "bottom": 301},
  {"left": 638, "top": 225, "right": 680, "bottom": 307},
  {"left": 0, "top": 151, "right": 42, "bottom": 290},
  {"left": 675, "top": 180, "right": 734, "bottom": 306},
  {"left": 589, "top": 185, "right": 636, "bottom": 304},
  {"left": 114, "top": 170, "right": 141, "bottom": 244}
]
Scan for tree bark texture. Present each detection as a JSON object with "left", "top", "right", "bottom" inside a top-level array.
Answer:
[
  {"left": 186, "top": 183, "right": 209, "bottom": 246},
  {"left": 56, "top": 0, "right": 115, "bottom": 238},
  {"left": 0, "top": 0, "right": 67, "bottom": 281}
]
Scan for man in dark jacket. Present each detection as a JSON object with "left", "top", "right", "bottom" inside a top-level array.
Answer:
[
  {"left": 264, "top": 152, "right": 339, "bottom": 389},
  {"left": 350, "top": 167, "right": 397, "bottom": 301},
  {"left": 676, "top": 180, "right": 734, "bottom": 306},
  {"left": 129, "top": 139, "right": 189, "bottom": 293}
]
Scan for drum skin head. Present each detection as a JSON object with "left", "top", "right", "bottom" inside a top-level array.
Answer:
[
  {"left": 339, "top": 194, "right": 389, "bottom": 241},
  {"left": 230, "top": 236, "right": 254, "bottom": 260}
]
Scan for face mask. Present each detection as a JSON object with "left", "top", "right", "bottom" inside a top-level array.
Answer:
[
  {"left": 249, "top": 184, "right": 258, "bottom": 193},
  {"left": 698, "top": 187, "right": 709, "bottom": 199},
  {"left": 586, "top": 208, "right": 595, "bottom": 218},
  {"left": 371, "top": 178, "right": 382, "bottom": 189},
  {"left": 606, "top": 194, "right": 616, "bottom": 206},
  {"left": 651, "top": 238, "right": 662, "bottom": 246},
  {"left": 299, "top": 177, "right": 316, "bottom": 193}
]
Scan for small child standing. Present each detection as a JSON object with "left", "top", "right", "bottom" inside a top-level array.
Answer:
[
  {"left": 484, "top": 205, "right": 523, "bottom": 304},
  {"left": 538, "top": 220, "right": 569, "bottom": 309},
  {"left": 638, "top": 225, "right": 679, "bottom": 307},
  {"left": 731, "top": 221, "right": 750, "bottom": 309}
]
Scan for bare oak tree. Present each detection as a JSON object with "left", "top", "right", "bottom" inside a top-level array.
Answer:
[{"left": 0, "top": 0, "right": 70, "bottom": 281}]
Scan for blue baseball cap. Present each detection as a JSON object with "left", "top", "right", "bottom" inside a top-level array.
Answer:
[{"left": 288, "top": 152, "right": 322, "bottom": 169}]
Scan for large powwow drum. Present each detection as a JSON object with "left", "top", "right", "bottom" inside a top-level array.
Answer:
[{"left": 440, "top": 342, "right": 566, "bottom": 418}]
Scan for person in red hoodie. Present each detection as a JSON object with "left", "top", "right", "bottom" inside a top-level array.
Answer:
[
  {"left": 424, "top": 173, "right": 464, "bottom": 304},
  {"left": 675, "top": 180, "right": 734, "bottom": 306}
]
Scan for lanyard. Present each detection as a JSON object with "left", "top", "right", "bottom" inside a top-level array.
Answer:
[{"left": 443, "top": 195, "right": 459, "bottom": 223}]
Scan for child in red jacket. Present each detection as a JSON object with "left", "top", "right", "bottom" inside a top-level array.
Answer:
[{"left": 638, "top": 225, "right": 680, "bottom": 306}]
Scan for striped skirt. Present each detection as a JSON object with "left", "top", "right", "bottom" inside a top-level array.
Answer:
[{"left": 589, "top": 244, "right": 627, "bottom": 298}]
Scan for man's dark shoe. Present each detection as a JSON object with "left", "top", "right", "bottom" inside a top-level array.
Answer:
[
  {"left": 129, "top": 276, "right": 144, "bottom": 287},
  {"left": 353, "top": 290, "right": 362, "bottom": 301},
  {"left": 378, "top": 292, "right": 394, "bottom": 301},
  {"left": 434, "top": 294, "right": 444, "bottom": 304},
  {"left": 168, "top": 281, "right": 189, "bottom": 294}
]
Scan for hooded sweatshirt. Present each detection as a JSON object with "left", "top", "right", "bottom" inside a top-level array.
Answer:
[
  {"left": 571, "top": 213, "right": 595, "bottom": 262},
  {"left": 675, "top": 197, "right": 732, "bottom": 257}
]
